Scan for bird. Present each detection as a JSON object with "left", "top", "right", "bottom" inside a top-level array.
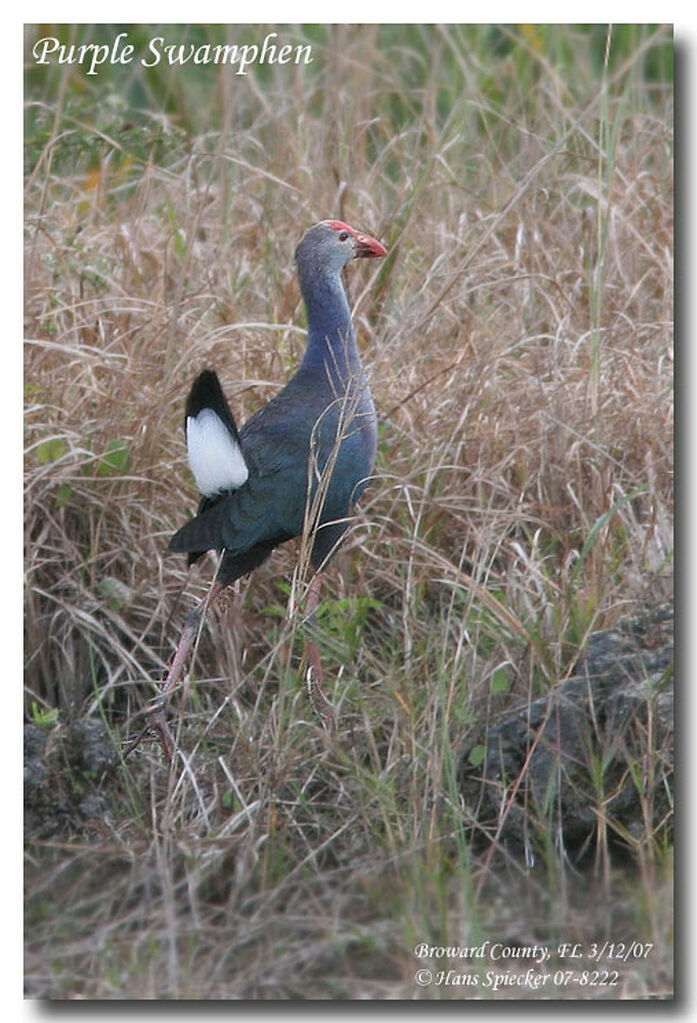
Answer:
[{"left": 133, "top": 220, "right": 387, "bottom": 760}]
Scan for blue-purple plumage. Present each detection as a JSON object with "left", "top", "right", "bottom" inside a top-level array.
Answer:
[{"left": 169, "top": 221, "right": 386, "bottom": 586}]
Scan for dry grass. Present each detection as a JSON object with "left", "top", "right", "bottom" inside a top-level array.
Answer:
[{"left": 24, "top": 24, "right": 673, "bottom": 999}]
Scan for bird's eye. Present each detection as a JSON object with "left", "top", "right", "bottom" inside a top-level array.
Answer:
[{"left": 339, "top": 231, "right": 350, "bottom": 241}]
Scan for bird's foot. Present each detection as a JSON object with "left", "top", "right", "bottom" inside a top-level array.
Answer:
[
  {"left": 124, "top": 590, "right": 216, "bottom": 763},
  {"left": 304, "top": 639, "right": 337, "bottom": 734},
  {"left": 123, "top": 699, "right": 176, "bottom": 763},
  {"left": 123, "top": 622, "right": 198, "bottom": 761}
]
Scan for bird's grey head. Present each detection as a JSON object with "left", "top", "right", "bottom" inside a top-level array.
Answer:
[{"left": 294, "top": 221, "right": 387, "bottom": 278}]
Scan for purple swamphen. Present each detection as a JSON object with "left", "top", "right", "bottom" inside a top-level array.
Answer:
[{"left": 133, "top": 221, "right": 387, "bottom": 759}]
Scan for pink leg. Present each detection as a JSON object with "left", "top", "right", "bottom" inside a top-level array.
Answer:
[
  {"left": 303, "top": 573, "right": 336, "bottom": 733},
  {"left": 126, "top": 580, "right": 224, "bottom": 762}
]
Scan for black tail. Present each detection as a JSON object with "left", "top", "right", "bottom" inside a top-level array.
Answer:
[
  {"left": 185, "top": 369, "right": 242, "bottom": 442},
  {"left": 169, "top": 494, "right": 233, "bottom": 554}
]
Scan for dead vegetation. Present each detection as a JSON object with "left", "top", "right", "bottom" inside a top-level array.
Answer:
[{"left": 24, "top": 24, "right": 673, "bottom": 999}]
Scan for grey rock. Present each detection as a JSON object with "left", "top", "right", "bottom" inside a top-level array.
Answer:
[
  {"left": 24, "top": 724, "right": 49, "bottom": 798},
  {"left": 459, "top": 604, "right": 674, "bottom": 861},
  {"left": 65, "top": 718, "right": 118, "bottom": 774},
  {"left": 24, "top": 716, "right": 117, "bottom": 837}
]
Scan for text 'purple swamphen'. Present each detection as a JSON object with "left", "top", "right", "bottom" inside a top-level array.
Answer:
[{"left": 131, "top": 220, "right": 387, "bottom": 760}]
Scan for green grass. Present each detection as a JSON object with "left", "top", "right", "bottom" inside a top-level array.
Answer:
[{"left": 24, "top": 23, "right": 673, "bottom": 999}]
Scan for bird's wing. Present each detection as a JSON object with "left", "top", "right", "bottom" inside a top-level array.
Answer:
[
  {"left": 169, "top": 447, "right": 309, "bottom": 556},
  {"left": 171, "top": 374, "right": 344, "bottom": 557}
]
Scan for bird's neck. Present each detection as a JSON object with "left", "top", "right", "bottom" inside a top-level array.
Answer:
[{"left": 298, "top": 269, "right": 362, "bottom": 380}]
